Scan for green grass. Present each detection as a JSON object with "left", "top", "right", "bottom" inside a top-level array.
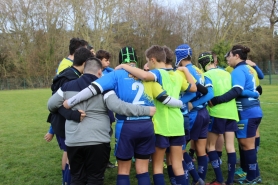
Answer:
[
  {"left": 0, "top": 87, "right": 277, "bottom": 184},
  {"left": 260, "top": 74, "right": 278, "bottom": 85}
]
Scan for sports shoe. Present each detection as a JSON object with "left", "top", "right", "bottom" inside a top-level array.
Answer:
[
  {"left": 235, "top": 167, "right": 247, "bottom": 177},
  {"left": 234, "top": 175, "right": 246, "bottom": 183},
  {"left": 114, "top": 160, "right": 118, "bottom": 167},
  {"left": 238, "top": 178, "right": 258, "bottom": 185},
  {"left": 205, "top": 179, "right": 226, "bottom": 185},
  {"left": 256, "top": 176, "right": 262, "bottom": 183},
  {"left": 107, "top": 161, "right": 115, "bottom": 168}
]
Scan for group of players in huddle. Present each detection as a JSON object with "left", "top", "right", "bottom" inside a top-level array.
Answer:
[{"left": 46, "top": 39, "right": 263, "bottom": 185}]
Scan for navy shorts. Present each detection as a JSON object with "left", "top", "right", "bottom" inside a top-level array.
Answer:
[
  {"left": 189, "top": 108, "right": 210, "bottom": 140},
  {"left": 184, "top": 114, "right": 190, "bottom": 141},
  {"left": 235, "top": 118, "right": 261, "bottom": 139},
  {"left": 155, "top": 134, "right": 185, "bottom": 149},
  {"left": 56, "top": 135, "right": 67, "bottom": 151},
  {"left": 114, "top": 119, "right": 155, "bottom": 160},
  {"left": 208, "top": 117, "right": 238, "bottom": 134}
]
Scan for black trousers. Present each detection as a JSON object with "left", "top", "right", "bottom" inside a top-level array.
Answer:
[{"left": 67, "top": 143, "right": 111, "bottom": 185}]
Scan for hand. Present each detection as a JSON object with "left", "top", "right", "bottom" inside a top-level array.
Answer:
[
  {"left": 63, "top": 100, "right": 70, "bottom": 109},
  {"left": 246, "top": 60, "right": 256, "bottom": 67},
  {"left": 177, "top": 66, "right": 185, "bottom": 71},
  {"left": 188, "top": 102, "right": 193, "bottom": 111},
  {"left": 44, "top": 133, "right": 54, "bottom": 142},
  {"left": 115, "top": 64, "right": 124, "bottom": 70},
  {"left": 208, "top": 101, "right": 214, "bottom": 107},
  {"left": 78, "top": 110, "right": 86, "bottom": 122},
  {"left": 149, "top": 107, "right": 156, "bottom": 116}
]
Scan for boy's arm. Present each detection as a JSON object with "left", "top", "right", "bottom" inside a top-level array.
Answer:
[
  {"left": 48, "top": 88, "right": 65, "bottom": 112},
  {"left": 104, "top": 91, "right": 156, "bottom": 116},
  {"left": 191, "top": 86, "right": 214, "bottom": 108},
  {"left": 241, "top": 90, "right": 259, "bottom": 98},
  {"left": 180, "top": 92, "right": 196, "bottom": 104},
  {"left": 177, "top": 67, "right": 197, "bottom": 92},
  {"left": 210, "top": 87, "right": 242, "bottom": 106},
  {"left": 57, "top": 106, "right": 82, "bottom": 122},
  {"left": 156, "top": 93, "right": 183, "bottom": 108},
  {"left": 63, "top": 83, "right": 99, "bottom": 108},
  {"left": 246, "top": 60, "right": 264, "bottom": 79},
  {"left": 115, "top": 64, "right": 155, "bottom": 81}
]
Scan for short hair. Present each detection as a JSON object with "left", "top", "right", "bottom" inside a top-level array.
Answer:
[
  {"left": 84, "top": 57, "right": 103, "bottom": 75},
  {"left": 145, "top": 45, "right": 166, "bottom": 63},
  {"left": 163, "top": 46, "right": 174, "bottom": 65},
  {"left": 96, "top": 50, "right": 111, "bottom": 60},
  {"left": 73, "top": 47, "right": 93, "bottom": 66},
  {"left": 80, "top": 39, "right": 88, "bottom": 47},
  {"left": 69, "top": 38, "right": 82, "bottom": 55},
  {"left": 230, "top": 45, "right": 250, "bottom": 60}
]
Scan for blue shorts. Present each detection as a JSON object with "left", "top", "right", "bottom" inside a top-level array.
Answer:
[
  {"left": 155, "top": 135, "right": 185, "bottom": 149},
  {"left": 235, "top": 118, "right": 261, "bottom": 139},
  {"left": 114, "top": 119, "right": 155, "bottom": 160},
  {"left": 56, "top": 135, "right": 67, "bottom": 151},
  {"left": 189, "top": 108, "right": 210, "bottom": 140},
  {"left": 184, "top": 114, "right": 190, "bottom": 141},
  {"left": 208, "top": 117, "right": 238, "bottom": 134}
]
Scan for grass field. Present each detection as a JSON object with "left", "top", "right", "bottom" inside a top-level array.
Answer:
[{"left": 0, "top": 86, "right": 277, "bottom": 185}]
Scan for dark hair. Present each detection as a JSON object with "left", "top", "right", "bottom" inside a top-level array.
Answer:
[
  {"left": 230, "top": 45, "right": 250, "bottom": 60},
  {"left": 84, "top": 57, "right": 102, "bottom": 74},
  {"left": 178, "top": 56, "right": 191, "bottom": 66},
  {"left": 73, "top": 47, "right": 93, "bottom": 66},
  {"left": 80, "top": 39, "right": 88, "bottom": 47},
  {"left": 163, "top": 46, "right": 174, "bottom": 65},
  {"left": 96, "top": 50, "right": 111, "bottom": 60},
  {"left": 69, "top": 38, "right": 82, "bottom": 55},
  {"left": 145, "top": 45, "right": 166, "bottom": 63}
]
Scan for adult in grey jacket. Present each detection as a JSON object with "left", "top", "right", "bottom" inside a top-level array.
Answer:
[{"left": 48, "top": 58, "right": 155, "bottom": 185}]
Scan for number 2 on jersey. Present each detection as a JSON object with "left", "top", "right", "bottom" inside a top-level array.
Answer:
[{"left": 132, "top": 82, "right": 144, "bottom": 104}]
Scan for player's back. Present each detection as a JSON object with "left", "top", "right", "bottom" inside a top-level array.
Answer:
[
  {"left": 204, "top": 68, "right": 238, "bottom": 120},
  {"left": 151, "top": 69, "right": 184, "bottom": 136}
]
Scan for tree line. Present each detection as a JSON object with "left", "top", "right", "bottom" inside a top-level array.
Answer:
[{"left": 0, "top": 0, "right": 277, "bottom": 87}]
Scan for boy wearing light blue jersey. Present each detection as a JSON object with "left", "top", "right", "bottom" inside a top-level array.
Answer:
[{"left": 175, "top": 44, "right": 214, "bottom": 184}]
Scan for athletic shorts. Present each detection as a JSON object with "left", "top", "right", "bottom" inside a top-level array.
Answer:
[
  {"left": 189, "top": 108, "right": 210, "bottom": 140},
  {"left": 67, "top": 143, "right": 110, "bottom": 185},
  {"left": 155, "top": 135, "right": 185, "bottom": 149},
  {"left": 208, "top": 117, "right": 238, "bottom": 134},
  {"left": 114, "top": 119, "right": 155, "bottom": 160},
  {"left": 235, "top": 118, "right": 261, "bottom": 139},
  {"left": 56, "top": 135, "right": 67, "bottom": 151}
]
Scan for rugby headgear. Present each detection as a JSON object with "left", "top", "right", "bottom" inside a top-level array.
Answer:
[
  {"left": 198, "top": 52, "right": 213, "bottom": 72},
  {"left": 175, "top": 44, "right": 192, "bottom": 67},
  {"left": 119, "top": 46, "right": 138, "bottom": 64}
]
